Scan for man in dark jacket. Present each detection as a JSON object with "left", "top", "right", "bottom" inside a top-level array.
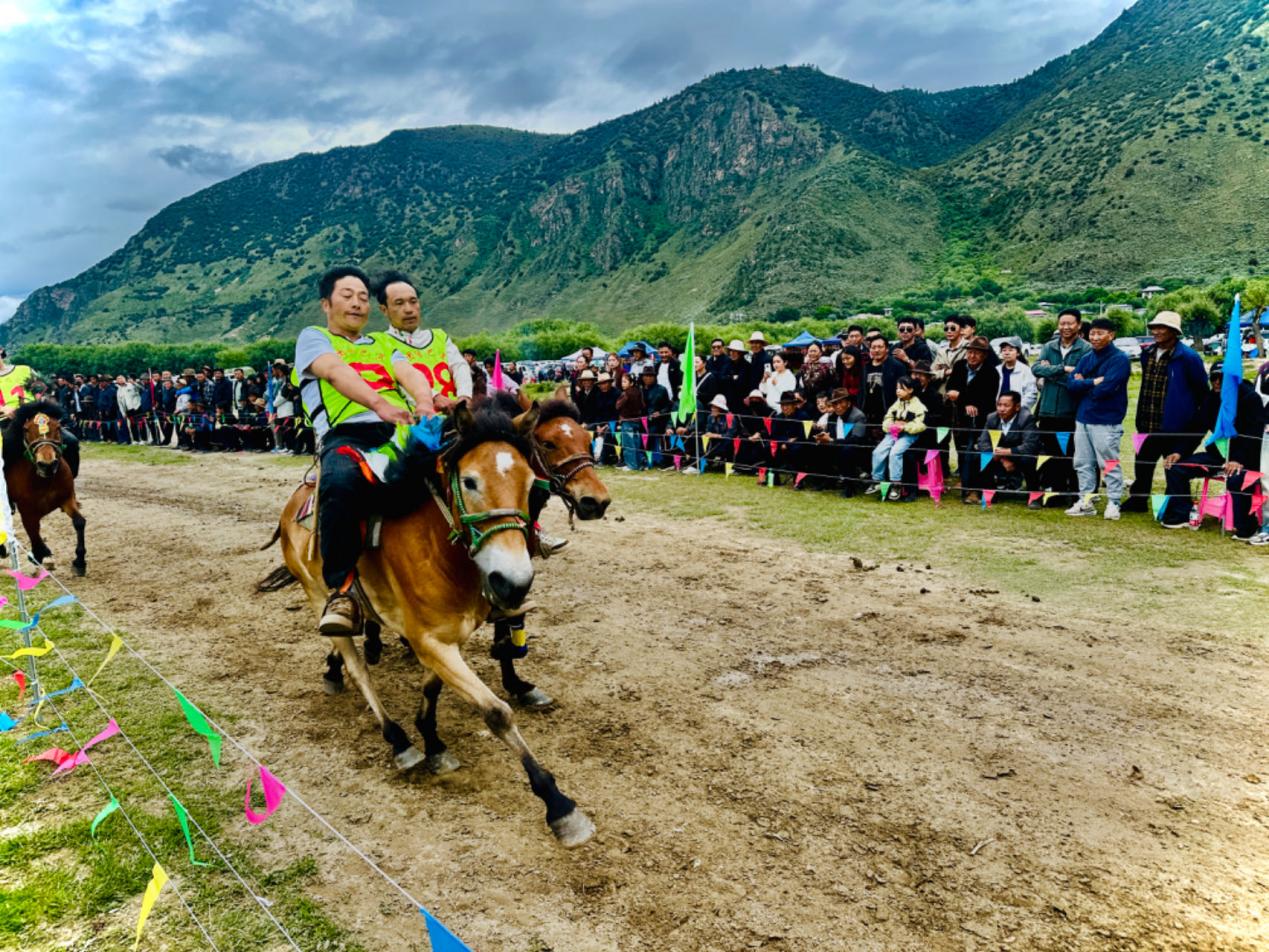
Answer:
[
  {"left": 1032, "top": 309, "right": 1092, "bottom": 503},
  {"left": 718, "top": 339, "right": 760, "bottom": 414},
  {"left": 813, "top": 388, "right": 870, "bottom": 494},
  {"left": 770, "top": 391, "right": 811, "bottom": 480},
  {"left": 890, "top": 318, "right": 934, "bottom": 369},
  {"left": 1066, "top": 318, "right": 1132, "bottom": 518},
  {"left": 1160, "top": 364, "right": 1265, "bottom": 539},
  {"left": 211, "top": 369, "right": 233, "bottom": 417},
  {"left": 945, "top": 336, "right": 1000, "bottom": 476},
  {"left": 639, "top": 364, "right": 671, "bottom": 466},
  {"left": 960, "top": 392, "right": 1042, "bottom": 504},
  {"left": 860, "top": 337, "right": 906, "bottom": 429},
  {"left": 705, "top": 338, "right": 729, "bottom": 377},
  {"left": 1122, "top": 310, "right": 1209, "bottom": 511},
  {"left": 96, "top": 377, "right": 118, "bottom": 442}
]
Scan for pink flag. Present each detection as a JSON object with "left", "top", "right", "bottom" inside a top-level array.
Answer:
[
  {"left": 888, "top": 425, "right": 902, "bottom": 439},
  {"left": 6, "top": 568, "right": 49, "bottom": 591},
  {"left": 982, "top": 489, "right": 996, "bottom": 508},
  {"left": 1244, "top": 470, "right": 1264, "bottom": 491},
  {"left": 25, "top": 747, "right": 75, "bottom": 767},
  {"left": 490, "top": 350, "right": 504, "bottom": 391},
  {"left": 640, "top": 416, "right": 648, "bottom": 432},
  {"left": 673, "top": 454, "right": 683, "bottom": 470},
  {"left": 756, "top": 467, "right": 767, "bottom": 484},
  {"left": 1132, "top": 433, "right": 1148, "bottom": 454},
  {"left": 732, "top": 437, "right": 741, "bottom": 455},
  {"left": 1104, "top": 459, "right": 1119, "bottom": 474},
  {"left": 725, "top": 413, "right": 734, "bottom": 428},
  {"left": 794, "top": 472, "right": 807, "bottom": 487},
  {"left": 924, "top": 449, "right": 940, "bottom": 465},
  {"left": 12, "top": 671, "right": 25, "bottom": 705},
  {"left": 1028, "top": 491, "right": 1044, "bottom": 505},
  {"left": 52, "top": 719, "right": 120, "bottom": 775},
  {"left": 762, "top": 417, "right": 773, "bottom": 435},
  {"left": 640, "top": 433, "right": 648, "bottom": 449},
  {"left": 245, "top": 766, "right": 287, "bottom": 825},
  {"left": 917, "top": 455, "right": 944, "bottom": 497}
]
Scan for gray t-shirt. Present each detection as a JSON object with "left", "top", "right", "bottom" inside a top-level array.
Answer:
[{"left": 295, "top": 326, "right": 406, "bottom": 442}]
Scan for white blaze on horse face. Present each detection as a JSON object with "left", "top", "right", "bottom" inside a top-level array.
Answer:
[
  {"left": 558, "top": 422, "right": 573, "bottom": 438},
  {"left": 495, "top": 451, "right": 514, "bottom": 475}
]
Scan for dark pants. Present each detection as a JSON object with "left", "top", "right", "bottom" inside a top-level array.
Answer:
[
  {"left": 1124, "top": 434, "right": 1180, "bottom": 511},
  {"left": 317, "top": 422, "right": 438, "bottom": 591},
  {"left": 1162, "top": 451, "right": 1261, "bottom": 537},
  {"left": 962, "top": 450, "right": 1037, "bottom": 495},
  {"left": 1036, "top": 415, "right": 1078, "bottom": 499}
]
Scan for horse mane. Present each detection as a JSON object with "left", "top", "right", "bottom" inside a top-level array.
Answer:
[
  {"left": 440, "top": 405, "right": 534, "bottom": 473},
  {"left": 536, "top": 398, "right": 581, "bottom": 426},
  {"left": 4, "top": 401, "right": 64, "bottom": 467}
]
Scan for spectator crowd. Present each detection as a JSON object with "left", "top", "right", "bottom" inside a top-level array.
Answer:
[{"left": 15, "top": 309, "right": 1269, "bottom": 546}]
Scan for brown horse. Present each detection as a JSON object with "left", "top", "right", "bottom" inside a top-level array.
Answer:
[
  {"left": 266, "top": 402, "right": 595, "bottom": 846},
  {"left": 2, "top": 402, "right": 86, "bottom": 575}
]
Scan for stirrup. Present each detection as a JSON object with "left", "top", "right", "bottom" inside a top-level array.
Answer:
[{"left": 319, "top": 591, "right": 361, "bottom": 636}]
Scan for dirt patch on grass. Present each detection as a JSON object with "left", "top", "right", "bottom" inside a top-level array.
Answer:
[{"left": 27, "top": 449, "right": 1269, "bottom": 950}]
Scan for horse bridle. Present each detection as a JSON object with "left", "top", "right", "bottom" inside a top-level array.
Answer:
[
  {"left": 533, "top": 446, "right": 595, "bottom": 522},
  {"left": 427, "top": 447, "right": 532, "bottom": 559},
  {"left": 23, "top": 419, "right": 64, "bottom": 471}
]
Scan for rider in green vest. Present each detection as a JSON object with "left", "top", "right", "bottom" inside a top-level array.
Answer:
[
  {"left": 295, "top": 266, "right": 437, "bottom": 635},
  {"left": 368, "top": 270, "right": 472, "bottom": 409}
]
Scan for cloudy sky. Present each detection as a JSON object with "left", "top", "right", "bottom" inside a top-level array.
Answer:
[{"left": 0, "top": 0, "right": 1129, "bottom": 321}]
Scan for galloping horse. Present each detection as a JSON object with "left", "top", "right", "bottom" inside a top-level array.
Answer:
[
  {"left": 265, "top": 402, "right": 594, "bottom": 846},
  {"left": 2, "top": 402, "right": 86, "bottom": 575}
]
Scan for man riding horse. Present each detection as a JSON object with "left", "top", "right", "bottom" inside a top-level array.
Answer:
[
  {"left": 295, "top": 266, "right": 438, "bottom": 635},
  {"left": 0, "top": 347, "right": 80, "bottom": 475}
]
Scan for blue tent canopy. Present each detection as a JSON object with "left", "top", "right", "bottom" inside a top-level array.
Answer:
[
  {"left": 618, "top": 340, "right": 655, "bottom": 357},
  {"left": 782, "top": 330, "right": 820, "bottom": 348},
  {"left": 1237, "top": 311, "right": 1269, "bottom": 328}
]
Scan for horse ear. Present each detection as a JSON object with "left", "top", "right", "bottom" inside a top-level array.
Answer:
[
  {"left": 512, "top": 402, "right": 540, "bottom": 437},
  {"left": 515, "top": 388, "right": 532, "bottom": 413},
  {"left": 453, "top": 402, "right": 475, "bottom": 434},
  {"left": 553, "top": 384, "right": 569, "bottom": 404}
]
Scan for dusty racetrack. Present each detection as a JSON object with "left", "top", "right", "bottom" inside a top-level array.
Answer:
[{"left": 37, "top": 450, "right": 1269, "bottom": 950}]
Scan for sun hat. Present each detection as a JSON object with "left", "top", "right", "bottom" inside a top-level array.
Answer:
[
  {"left": 578, "top": 369, "right": 596, "bottom": 381},
  {"left": 597, "top": 372, "right": 612, "bottom": 383},
  {"left": 829, "top": 388, "right": 854, "bottom": 403},
  {"left": 728, "top": 339, "right": 746, "bottom": 352},
  {"left": 1147, "top": 310, "right": 1183, "bottom": 333},
  {"left": 710, "top": 394, "right": 729, "bottom": 410},
  {"left": 910, "top": 360, "right": 934, "bottom": 375},
  {"left": 746, "top": 389, "right": 764, "bottom": 400},
  {"left": 748, "top": 331, "right": 767, "bottom": 344},
  {"left": 966, "top": 336, "right": 992, "bottom": 353}
]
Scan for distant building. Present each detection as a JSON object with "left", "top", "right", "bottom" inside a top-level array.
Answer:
[
  {"left": 1024, "top": 309, "right": 1047, "bottom": 319},
  {"left": 1141, "top": 285, "right": 1165, "bottom": 300}
]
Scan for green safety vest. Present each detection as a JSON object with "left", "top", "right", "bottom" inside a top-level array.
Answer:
[
  {"left": 294, "top": 327, "right": 409, "bottom": 429},
  {"left": 372, "top": 329, "right": 457, "bottom": 399},
  {"left": 0, "top": 365, "right": 35, "bottom": 408}
]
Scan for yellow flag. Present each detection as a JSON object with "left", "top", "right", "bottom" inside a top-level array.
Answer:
[
  {"left": 1042, "top": 491, "right": 1055, "bottom": 504},
  {"left": 614, "top": 443, "right": 623, "bottom": 460},
  {"left": 2, "top": 638, "right": 53, "bottom": 661},
  {"left": 1036, "top": 455, "right": 1051, "bottom": 470},
  {"left": 88, "top": 635, "right": 124, "bottom": 686},
  {"left": 724, "top": 463, "right": 734, "bottom": 477},
  {"left": 989, "top": 430, "right": 1002, "bottom": 449},
  {"left": 801, "top": 420, "right": 813, "bottom": 438},
  {"left": 134, "top": 862, "right": 168, "bottom": 950},
  {"left": 703, "top": 434, "right": 713, "bottom": 445}
]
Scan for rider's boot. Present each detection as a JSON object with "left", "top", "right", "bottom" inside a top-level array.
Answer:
[
  {"left": 535, "top": 531, "right": 569, "bottom": 558},
  {"left": 320, "top": 587, "right": 361, "bottom": 636}
]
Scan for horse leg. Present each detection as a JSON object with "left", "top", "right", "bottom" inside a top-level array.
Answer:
[
  {"left": 17, "top": 505, "right": 53, "bottom": 570},
  {"left": 62, "top": 496, "right": 86, "bottom": 576},
  {"left": 491, "top": 616, "right": 554, "bottom": 710},
  {"left": 363, "top": 620, "right": 382, "bottom": 666},
  {"left": 415, "top": 637, "right": 593, "bottom": 846},
  {"left": 321, "top": 651, "right": 345, "bottom": 695},
  {"left": 330, "top": 635, "right": 424, "bottom": 771},
  {"left": 413, "top": 670, "right": 460, "bottom": 774}
]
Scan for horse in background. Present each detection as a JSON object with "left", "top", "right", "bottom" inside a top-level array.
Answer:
[{"left": 2, "top": 401, "right": 86, "bottom": 575}]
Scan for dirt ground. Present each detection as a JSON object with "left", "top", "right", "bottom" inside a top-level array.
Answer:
[{"left": 34, "top": 451, "right": 1269, "bottom": 951}]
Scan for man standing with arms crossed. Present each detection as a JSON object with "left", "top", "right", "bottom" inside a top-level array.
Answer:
[
  {"left": 296, "top": 266, "right": 436, "bottom": 635},
  {"left": 1032, "top": 308, "right": 1091, "bottom": 504}
]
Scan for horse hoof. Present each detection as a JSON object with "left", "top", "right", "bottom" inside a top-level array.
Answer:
[
  {"left": 514, "top": 687, "right": 555, "bottom": 710},
  {"left": 549, "top": 809, "right": 595, "bottom": 848},
  {"left": 394, "top": 746, "right": 426, "bottom": 771},
  {"left": 363, "top": 639, "right": 382, "bottom": 666},
  {"left": 321, "top": 676, "right": 344, "bottom": 695},
  {"left": 40, "top": 558, "right": 56, "bottom": 573},
  {"left": 72, "top": 562, "right": 86, "bottom": 577},
  {"left": 425, "top": 751, "right": 462, "bottom": 775}
]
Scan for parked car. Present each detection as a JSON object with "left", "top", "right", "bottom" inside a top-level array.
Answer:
[{"left": 1113, "top": 338, "right": 1142, "bottom": 360}]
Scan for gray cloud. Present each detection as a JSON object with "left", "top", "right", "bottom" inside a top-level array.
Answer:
[
  {"left": 0, "top": 0, "right": 1128, "bottom": 303},
  {"left": 152, "top": 144, "right": 248, "bottom": 178}
]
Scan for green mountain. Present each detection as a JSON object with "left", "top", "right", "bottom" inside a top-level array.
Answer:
[{"left": 5, "top": 0, "right": 1267, "bottom": 346}]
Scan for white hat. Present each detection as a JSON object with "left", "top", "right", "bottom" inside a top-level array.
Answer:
[
  {"left": 1147, "top": 310, "right": 1183, "bottom": 333},
  {"left": 748, "top": 331, "right": 767, "bottom": 344},
  {"left": 597, "top": 372, "right": 612, "bottom": 383},
  {"left": 578, "top": 369, "right": 596, "bottom": 381},
  {"left": 710, "top": 394, "right": 729, "bottom": 410},
  {"left": 727, "top": 339, "right": 746, "bottom": 352}
]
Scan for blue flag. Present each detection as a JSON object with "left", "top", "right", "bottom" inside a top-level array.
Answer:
[
  {"left": 1211, "top": 294, "right": 1242, "bottom": 446},
  {"left": 420, "top": 907, "right": 472, "bottom": 952}
]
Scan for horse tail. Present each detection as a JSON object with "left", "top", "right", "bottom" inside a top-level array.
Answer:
[
  {"left": 257, "top": 564, "right": 298, "bottom": 593},
  {"left": 260, "top": 523, "right": 282, "bottom": 550}
]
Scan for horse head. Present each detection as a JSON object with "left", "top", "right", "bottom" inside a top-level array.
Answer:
[
  {"left": 15, "top": 401, "right": 65, "bottom": 479},
  {"left": 446, "top": 402, "right": 540, "bottom": 611},
  {"left": 535, "top": 386, "right": 610, "bottom": 520}
]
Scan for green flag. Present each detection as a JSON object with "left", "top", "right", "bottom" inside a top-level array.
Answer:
[
  {"left": 675, "top": 323, "right": 697, "bottom": 424},
  {"left": 91, "top": 796, "right": 120, "bottom": 839},
  {"left": 169, "top": 794, "right": 212, "bottom": 867},
  {"left": 172, "top": 688, "right": 222, "bottom": 766}
]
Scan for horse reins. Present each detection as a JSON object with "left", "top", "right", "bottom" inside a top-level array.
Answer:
[
  {"left": 427, "top": 446, "right": 532, "bottom": 559},
  {"left": 533, "top": 447, "right": 595, "bottom": 524}
]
